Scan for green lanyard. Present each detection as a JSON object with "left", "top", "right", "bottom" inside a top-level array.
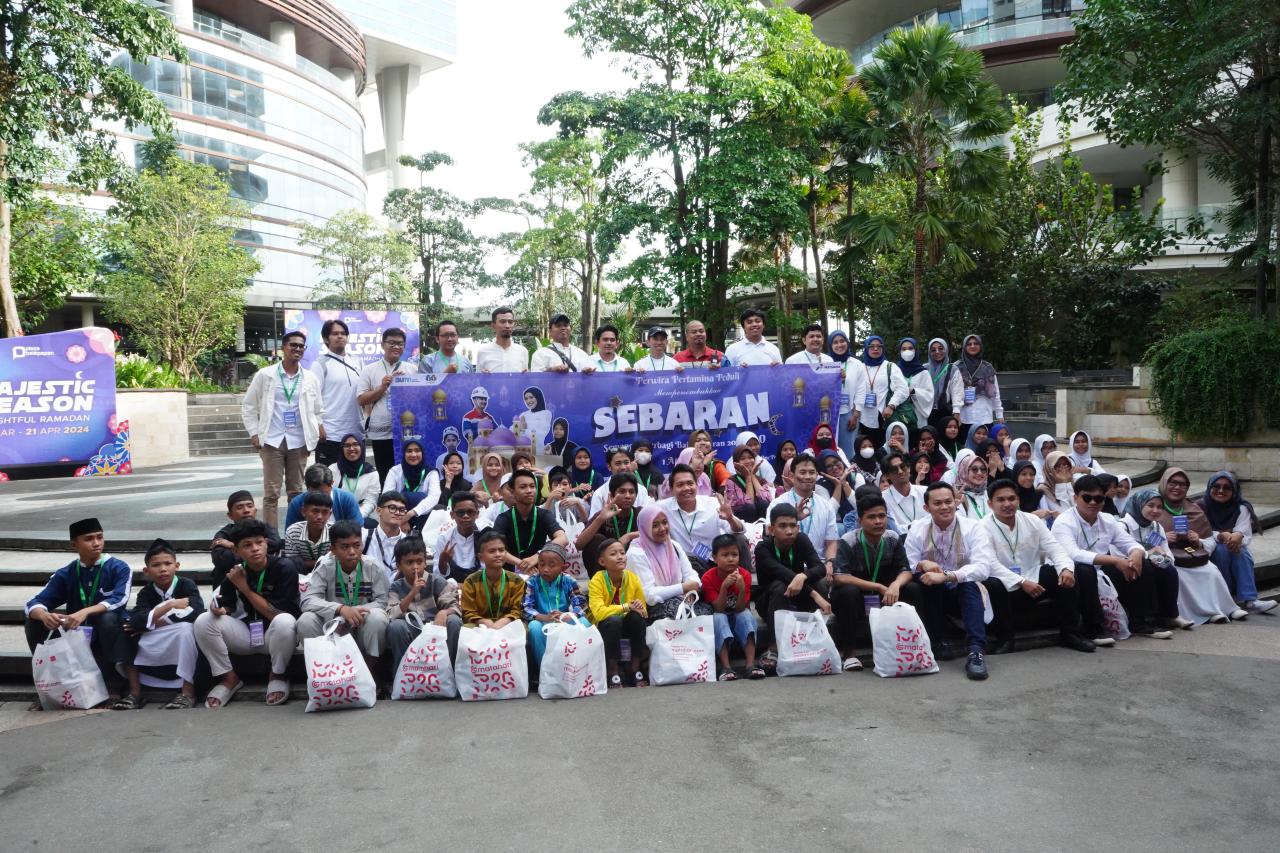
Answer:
[
  {"left": 927, "top": 524, "right": 959, "bottom": 570},
  {"left": 339, "top": 561, "right": 363, "bottom": 607},
  {"left": 994, "top": 517, "right": 1020, "bottom": 562},
  {"left": 341, "top": 467, "right": 363, "bottom": 494},
  {"left": 612, "top": 509, "right": 635, "bottom": 539},
  {"left": 1163, "top": 501, "right": 1184, "bottom": 517},
  {"left": 677, "top": 508, "right": 698, "bottom": 538},
  {"left": 597, "top": 357, "right": 620, "bottom": 372},
  {"left": 773, "top": 544, "right": 794, "bottom": 564},
  {"left": 858, "top": 532, "right": 885, "bottom": 584},
  {"left": 603, "top": 571, "right": 623, "bottom": 605},
  {"left": 74, "top": 560, "right": 102, "bottom": 607},
  {"left": 510, "top": 507, "right": 534, "bottom": 555},
  {"left": 244, "top": 562, "right": 267, "bottom": 593},
  {"left": 966, "top": 494, "right": 987, "bottom": 519},
  {"left": 537, "top": 576, "right": 565, "bottom": 612},
  {"left": 481, "top": 479, "right": 492, "bottom": 495},
  {"left": 637, "top": 472, "right": 652, "bottom": 490},
  {"left": 277, "top": 366, "right": 301, "bottom": 404},
  {"left": 482, "top": 571, "right": 507, "bottom": 619},
  {"left": 733, "top": 475, "right": 748, "bottom": 491},
  {"left": 408, "top": 469, "right": 426, "bottom": 493}
]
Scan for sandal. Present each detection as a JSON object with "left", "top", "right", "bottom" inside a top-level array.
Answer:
[
  {"left": 205, "top": 679, "right": 242, "bottom": 709},
  {"left": 759, "top": 651, "right": 778, "bottom": 673},
  {"left": 265, "top": 678, "right": 290, "bottom": 706},
  {"left": 163, "top": 694, "right": 195, "bottom": 710},
  {"left": 747, "top": 665, "right": 766, "bottom": 680},
  {"left": 842, "top": 656, "right": 864, "bottom": 672},
  {"left": 717, "top": 670, "right": 738, "bottom": 682},
  {"left": 112, "top": 694, "right": 146, "bottom": 711}
]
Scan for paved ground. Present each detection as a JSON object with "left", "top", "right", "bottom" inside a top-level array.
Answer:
[{"left": 1, "top": 620, "right": 1277, "bottom": 852}]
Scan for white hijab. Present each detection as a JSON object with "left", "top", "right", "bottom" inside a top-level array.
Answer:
[
  {"left": 1030, "top": 433, "right": 1057, "bottom": 485},
  {"left": 1068, "top": 430, "right": 1095, "bottom": 469},
  {"left": 1006, "top": 437, "right": 1031, "bottom": 469}
]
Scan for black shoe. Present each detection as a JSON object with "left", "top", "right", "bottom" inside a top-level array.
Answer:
[
  {"left": 1131, "top": 622, "right": 1174, "bottom": 639},
  {"left": 988, "top": 638, "right": 1015, "bottom": 655},
  {"left": 935, "top": 642, "right": 961, "bottom": 661},
  {"left": 1059, "top": 632, "right": 1096, "bottom": 653},
  {"left": 965, "top": 651, "right": 988, "bottom": 680}
]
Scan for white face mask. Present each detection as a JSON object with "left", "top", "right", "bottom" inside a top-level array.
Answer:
[
  {"left": 859, "top": 447, "right": 875, "bottom": 459},
  {"left": 901, "top": 348, "right": 916, "bottom": 361},
  {"left": 634, "top": 451, "right": 652, "bottom": 466}
]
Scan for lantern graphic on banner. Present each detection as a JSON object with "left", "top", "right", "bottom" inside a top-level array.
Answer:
[
  {"left": 792, "top": 377, "right": 806, "bottom": 407},
  {"left": 432, "top": 388, "right": 448, "bottom": 421},
  {"left": 819, "top": 394, "right": 832, "bottom": 424},
  {"left": 400, "top": 409, "right": 421, "bottom": 442}
]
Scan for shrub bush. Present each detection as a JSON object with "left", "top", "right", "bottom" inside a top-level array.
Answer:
[
  {"left": 1144, "top": 318, "right": 1280, "bottom": 440},
  {"left": 115, "top": 353, "right": 183, "bottom": 389}
]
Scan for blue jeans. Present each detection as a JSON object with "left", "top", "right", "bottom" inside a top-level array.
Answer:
[
  {"left": 713, "top": 610, "right": 756, "bottom": 652},
  {"left": 1210, "top": 542, "right": 1257, "bottom": 602},
  {"left": 918, "top": 580, "right": 987, "bottom": 653},
  {"left": 837, "top": 411, "right": 856, "bottom": 460}
]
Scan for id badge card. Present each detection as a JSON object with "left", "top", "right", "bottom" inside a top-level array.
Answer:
[
  {"left": 1173, "top": 516, "right": 1189, "bottom": 536},
  {"left": 964, "top": 387, "right": 976, "bottom": 404},
  {"left": 863, "top": 392, "right": 877, "bottom": 409},
  {"left": 1008, "top": 565, "right": 1021, "bottom": 576},
  {"left": 840, "top": 393, "right": 851, "bottom": 410},
  {"left": 248, "top": 620, "right": 265, "bottom": 647},
  {"left": 80, "top": 625, "right": 94, "bottom": 645},
  {"left": 282, "top": 409, "right": 299, "bottom": 428},
  {"left": 692, "top": 542, "right": 712, "bottom": 563},
  {"left": 863, "top": 594, "right": 880, "bottom": 615}
]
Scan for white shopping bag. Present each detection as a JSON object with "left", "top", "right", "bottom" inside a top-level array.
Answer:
[
  {"left": 870, "top": 602, "right": 939, "bottom": 678},
  {"left": 391, "top": 613, "right": 457, "bottom": 700},
  {"left": 774, "top": 610, "right": 839, "bottom": 677},
  {"left": 538, "top": 614, "right": 607, "bottom": 699},
  {"left": 455, "top": 620, "right": 529, "bottom": 701},
  {"left": 304, "top": 619, "right": 377, "bottom": 712},
  {"left": 419, "top": 509, "right": 456, "bottom": 553},
  {"left": 1096, "top": 570, "right": 1131, "bottom": 641},
  {"left": 645, "top": 596, "right": 714, "bottom": 686},
  {"left": 31, "top": 628, "right": 109, "bottom": 710}
]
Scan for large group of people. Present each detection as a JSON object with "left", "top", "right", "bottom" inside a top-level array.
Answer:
[{"left": 24, "top": 306, "right": 1274, "bottom": 708}]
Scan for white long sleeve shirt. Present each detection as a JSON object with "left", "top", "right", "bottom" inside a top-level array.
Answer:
[
  {"left": 626, "top": 539, "right": 700, "bottom": 605},
  {"left": 384, "top": 466, "right": 443, "bottom": 518},
  {"left": 899, "top": 368, "right": 936, "bottom": 428},
  {"left": 1052, "top": 507, "right": 1141, "bottom": 566},
  {"left": 328, "top": 463, "right": 380, "bottom": 517},
  {"left": 657, "top": 495, "right": 732, "bottom": 560},
  {"left": 845, "top": 361, "right": 909, "bottom": 429},
  {"left": 883, "top": 484, "right": 926, "bottom": 529},
  {"left": 784, "top": 350, "right": 834, "bottom": 368},
  {"left": 981, "top": 511, "right": 1073, "bottom": 591},
  {"left": 724, "top": 338, "right": 782, "bottom": 366},
  {"left": 904, "top": 515, "right": 998, "bottom": 583},
  {"left": 241, "top": 363, "right": 324, "bottom": 451},
  {"left": 312, "top": 349, "right": 365, "bottom": 442},
  {"left": 957, "top": 371, "right": 1004, "bottom": 425},
  {"left": 476, "top": 341, "right": 530, "bottom": 372},
  {"left": 767, "top": 489, "right": 839, "bottom": 554},
  {"left": 530, "top": 343, "right": 594, "bottom": 372}
]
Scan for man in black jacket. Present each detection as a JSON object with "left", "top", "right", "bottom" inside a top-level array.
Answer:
[
  {"left": 753, "top": 503, "right": 831, "bottom": 670},
  {"left": 211, "top": 490, "right": 282, "bottom": 573}
]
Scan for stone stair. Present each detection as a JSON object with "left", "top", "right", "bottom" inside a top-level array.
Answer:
[{"left": 187, "top": 393, "right": 253, "bottom": 457}]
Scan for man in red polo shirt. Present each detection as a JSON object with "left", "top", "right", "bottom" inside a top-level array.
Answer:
[{"left": 673, "top": 319, "right": 724, "bottom": 368}]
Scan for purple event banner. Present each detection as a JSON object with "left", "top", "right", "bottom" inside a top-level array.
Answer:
[
  {"left": 387, "top": 364, "right": 842, "bottom": 478},
  {"left": 282, "top": 308, "right": 420, "bottom": 369},
  {"left": 0, "top": 327, "right": 129, "bottom": 477}
]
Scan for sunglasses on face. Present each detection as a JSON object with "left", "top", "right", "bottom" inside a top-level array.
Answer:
[
  {"left": 1210, "top": 483, "right": 1234, "bottom": 493},
  {"left": 1079, "top": 494, "right": 1106, "bottom": 505},
  {"left": 453, "top": 508, "right": 478, "bottom": 517},
  {"left": 970, "top": 464, "right": 988, "bottom": 473},
  {"left": 284, "top": 341, "right": 305, "bottom": 349}
]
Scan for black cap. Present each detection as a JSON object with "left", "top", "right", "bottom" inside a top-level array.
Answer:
[
  {"left": 646, "top": 326, "right": 668, "bottom": 339},
  {"left": 549, "top": 313, "right": 571, "bottom": 326},
  {"left": 69, "top": 517, "right": 103, "bottom": 539}
]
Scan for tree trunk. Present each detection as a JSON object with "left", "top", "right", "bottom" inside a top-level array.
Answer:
[
  {"left": 912, "top": 171, "right": 926, "bottom": 337},
  {"left": 809, "top": 177, "right": 828, "bottom": 336},
  {"left": 0, "top": 145, "right": 22, "bottom": 338},
  {"left": 1255, "top": 109, "right": 1273, "bottom": 317},
  {"left": 845, "top": 171, "right": 856, "bottom": 333}
]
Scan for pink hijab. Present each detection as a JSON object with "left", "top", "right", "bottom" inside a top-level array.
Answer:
[
  {"left": 673, "top": 447, "right": 713, "bottom": 495},
  {"left": 637, "top": 504, "right": 680, "bottom": 586}
]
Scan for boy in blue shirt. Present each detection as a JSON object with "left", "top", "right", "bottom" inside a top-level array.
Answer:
[{"left": 25, "top": 518, "right": 132, "bottom": 704}]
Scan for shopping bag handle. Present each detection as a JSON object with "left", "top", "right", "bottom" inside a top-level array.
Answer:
[
  {"left": 405, "top": 612, "right": 424, "bottom": 630},
  {"left": 322, "top": 617, "right": 346, "bottom": 638}
]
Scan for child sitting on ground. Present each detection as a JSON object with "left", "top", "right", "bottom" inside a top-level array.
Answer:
[
  {"left": 460, "top": 529, "right": 527, "bottom": 627},
  {"left": 700, "top": 533, "right": 762, "bottom": 681},
  {"left": 522, "top": 542, "right": 586, "bottom": 672}
]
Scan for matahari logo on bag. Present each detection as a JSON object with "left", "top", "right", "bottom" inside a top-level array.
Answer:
[
  {"left": 664, "top": 628, "right": 683, "bottom": 640},
  {"left": 563, "top": 642, "right": 577, "bottom": 657},
  {"left": 790, "top": 630, "right": 810, "bottom": 647},
  {"left": 685, "top": 660, "right": 709, "bottom": 682}
]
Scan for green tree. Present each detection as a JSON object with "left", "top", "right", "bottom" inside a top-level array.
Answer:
[
  {"left": 0, "top": 0, "right": 183, "bottom": 336},
  {"left": 542, "top": 0, "right": 850, "bottom": 347},
  {"left": 298, "top": 210, "right": 414, "bottom": 305},
  {"left": 1060, "top": 0, "right": 1280, "bottom": 316},
  {"left": 383, "top": 153, "right": 489, "bottom": 311},
  {"left": 846, "top": 24, "right": 1012, "bottom": 337},
  {"left": 10, "top": 196, "right": 100, "bottom": 330},
  {"left": 101, "top": 153, "right": 258, "bottom": 380}
]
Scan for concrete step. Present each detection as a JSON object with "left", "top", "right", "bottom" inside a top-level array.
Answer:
[
  {"left": 187, "top": 428, "right": 250, "bottom": 442},
  {"left": 189, "top": 436, "right": 255, "bottom": 450},
  {"left": 190, "top": 394, "right": 244, "bottom": 406},
  {"left": 187, "top": 412, "right": 245, "bottom": 427},
  {"left": 191, "top": 446, "right": 257, "bottom": 457},
  {"left": 1123, "top": 397, "right": 1154, "bottom": 415}
]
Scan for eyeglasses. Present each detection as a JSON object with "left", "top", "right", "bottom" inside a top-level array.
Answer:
[
  {"left": 1209, "top": 483, "right": 1234, "bottom": 493},
  {"left": 284, "top": 341, "right": 305, "bottom": 349},
  {"left": 1079, "top": 494, "right": 1106, "bottom": 505},
  {"left": 342, "top": 443, "right": 362, "bottom": 449},
  {"left": 453, "top": 508, "right": 478, "bottom": 517},
  {"left": 1166, "top": 480, "right": 1189, "bottom": 490},
  {"left": 969, "top": 464, "right": 988, "bottom": 473},
  {"left": 385, "top": 340, "right": 406, "bottom": 348},
  {"left": 382, "top": 505, "right": 407, "bottom": 514}
]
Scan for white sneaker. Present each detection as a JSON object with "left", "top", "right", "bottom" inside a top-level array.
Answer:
[
  {"left": 842, "top": 656, "right": 863, "bottom": 672},
  {"left": 1168, "top": 616, "right": 1195, "bottom": 630},
  {"left": 1246, "top": 599, "right": 1278, "bottom": 615},
  {"left": 1092, "top": 636, "right": 1116, "bottom": 647},
  {"left": 1208, "top": 614, "right": 1229, "bottom": 624},
  {"left": 1229, "top": 609, "right": 1249, "bottom": 621}
]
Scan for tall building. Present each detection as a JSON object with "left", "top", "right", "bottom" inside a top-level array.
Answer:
[
  {"left": 45, "top": 0, "right": 454, "bottom": 351},
  {"left": 792, "top": 0, "right": 1232, "bottom": 273}
]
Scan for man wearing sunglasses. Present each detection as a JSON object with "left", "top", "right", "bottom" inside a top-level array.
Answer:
[
  {"left": 241, "top": 330, "right": 325, "bottom": 529},
  {"left": 1053, "top": 474, "right": 1174, "bottom": 640}
]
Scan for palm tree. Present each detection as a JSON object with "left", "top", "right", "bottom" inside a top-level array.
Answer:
[{"left": 850, "top": 24, "right": 1012, "bottom": 337}]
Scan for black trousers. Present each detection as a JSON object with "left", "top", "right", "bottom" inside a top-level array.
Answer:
[
  {"left": 26, "top": 609, "right": 129, "bottom": 686},
  {"left": 314, "top": 439, "right": 342, "bottom": 467},
  {"left": 596, "top": 612, "right": 647, "bottom": 661},
  {"left": 1074, "top": 559, "right": 1179, "bottom": 632},
  {"left": 371, "top": 439, "right": 396, "bottom": 487},
  {"left": 831, "top": 579, "right": 923, "bottom": 652},
  {"left": 760, "top": 579, "right": 820, "bottom": 638},
  {"left": 984, "top": 565, "right": 1082, "bottom": 642}
]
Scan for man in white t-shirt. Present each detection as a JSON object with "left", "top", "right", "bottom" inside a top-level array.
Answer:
[
  {"left": 312, "top": 318, "right": 364, "bottom": 466},
  {"left": 530, "top": 313, "right": 596, "bottom": 372},
  {"left": 784, "top": 323, "right": 834, "bottom": 369},
  {"left": 658, "top": 464, "right": 742, "bottom": 566},
  {"left": 881, "top": 450, "right": 926, "bottom": 530},
  {"left": 724, "top": 308, "right": 782, "bottom": 367},
  {"left": 356, "top": 327, "right": 417, "bottom": 485},
  {"left": 475, "top": 306, "right": 530, "bottom": 373},
  {"left": 633, "top": 327, "right": 682, "bottom": 372},
  {"left": 591, "top": 324, "right": 632, "bottom": 372}
]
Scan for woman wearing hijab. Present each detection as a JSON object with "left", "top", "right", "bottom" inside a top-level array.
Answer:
[
  {"left": 722, "top": 443, "right": 777, "bottom": 522},
  {"left": 434, "top": 451, "right": 472, "bottom": 511},
  {"left": 329, "top": 433, "right": 378, "bottom": 517},
  {"left": 962, "top": 423, "right": 991, "bottom": 454},
  {"left": 773, "top": 439, "right": 798, "bottom": 490},
  {"left": 1095, "top": 473, "right": 1121, "bottom": 516},
  {"left": 1113, "top": 474, "right": 1133, "bottom": 516},
  {"left": 1030, "top": 434, "right": 1058, "bottom": 486},
  {"left": 882, "top": 421, "right": 911, "bottom": 461},
  {"left": 659, "top": 447, "right": 714, "bottom": 498},
  {"left": 626, "top": 504, "right": 705, "bottom": 621},
  {"left": 1037, "top": 451, "right": 1075, "bottom": 518},
  {"left": 1006, "top": 437, "right": 1033, "bottom": 469},
  {"left": 827, "top": 330, "right": 856, "bottom": 458},
  {"left": 630, "top": 437, "right": 665, "bottom": 497},
  {"left": 384, "top": 440, "right": 441, "bottom": 525},
  {"left": 1199, "top": 471, "right": 1275, "bottom": 615},
  {"left": 845, "top": 335, "right": 908, "bottom": 452},
  {"left": 1123, "top": 487, "right": 1246, "bottom": 625},
  {"left": 546, "top": 417, "right": 577, "bottom": 467},
  {"left": 938, "top": 415, "right": 965, "bottom": 465},
  {"left": 1010, "top": 461, "right": 1049, "bottom": 518},
  {"left": 567, "top": 446, "right": 599, "bottom": 497},
  {"left": 955, "top": 334, "right": 1003, "bottom": 447},
  {"left": 916, "top": 426, "right": 950, "bottom": 483},
  {"left": 850, "top": 434, "right": 881, "bottom": 482},
  {"left": 940, "top": 447, "right": 973, "bottom": 485},
  {"left": 515, "top": 386, "right": 552, "bottom": 452},
  {"left": 893, "top": 337, "right": 935, "bottom": 448},
  {"left": 1068, "top": 430, "right": 1105, "bottom": 475},
  {"left": 953, "top": 452, "right": 990, "bottom": 519},
  {"left": 980, "top": 441, "right": 1008, "bottom": 482},
  {"left": 925, "top": 338, "right": 963, "bottom": 435},
  {"left": 987, "top": 423, "right": 1011, "bottom": 457},
  {"left": 805, "top": 422, "right": 849, "bottom": 468},
  {"left": 816, "top": 449, "right": 861, "bottom": 529},
  {"left": 736, "top": 430, "right": 778, "bottom": 484},
  {"left": 474, "top": 450, "right": 509, "bottom": 506}
]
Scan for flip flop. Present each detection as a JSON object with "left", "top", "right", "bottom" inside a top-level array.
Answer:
[
  {"left": 205, "top": 680, "right": 242, "bottom": 709},
  {"left": 842, "top": 656, "right": 864, "bottom": 672},
  {"left": 265, "top": 678, "right": 290, "bottom": 706},
  {"left": 163, "top": 694, "right": 195, "bottom": 710},
  {"left": 747, "top": 665, "right": 766, "bottom": 680},
  {"left": 112, "top": 694, "right": 146, "bottom": 711}
]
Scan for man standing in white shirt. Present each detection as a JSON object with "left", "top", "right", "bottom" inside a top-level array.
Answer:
[
  {"left": 767, "top": 454, "right": 838, "bottom": 568},
  {"left": 1052, "top": 474, "right": 1175, "bottom": 640},
  {"left": 724, "top": 308, "right": 782, "bottom": 367},
  {"left": 633, "top": 326, "right": 682, "bottom": 372},
  {"left": 784, "top": 323, "right": 834, "bottom": 368},
  {"left": 881, "top": 450, "right": 926, "bottom": 531},
  {"left": 591, "top": 324, "right": 632, "bottom": 372},
  {"left": 658, "top": 464, "right": 742, "bottom": 567},
  {"left": 530, "top": 313, "right": 596, "bottom": 372},
  {"left": 982, "top": 479, "right": 1096, "bottom": 654},
  {"left": 904, "top": 482, "right": 997, "bottom": 679},
  {"left": 241, "top": 330, "right": 325, "bottom": 529},
  {"left": 356, "top": 327, "right": 417, "bottom": 485},
  {"left": 476, "top": 306, "right": 530, "bottom": 373},
  {"left": 312, "top": 319, "right": 364, "bottom": 467}
]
